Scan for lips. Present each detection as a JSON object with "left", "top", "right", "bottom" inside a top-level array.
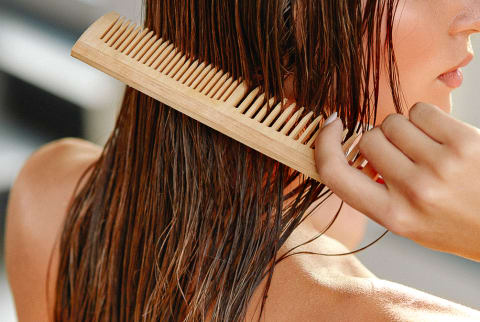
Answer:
[
  {"left": 438, "top": 69, "right": 464, "bottom": 89},
  {"left": 437, "top": 54, "right": 473, "bottom": 89}
]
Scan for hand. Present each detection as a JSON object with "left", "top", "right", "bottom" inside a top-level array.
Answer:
[{"left": 314, "top": 102, "right": 480, "bottom": 262}]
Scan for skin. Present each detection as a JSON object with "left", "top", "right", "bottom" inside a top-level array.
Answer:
[
  {"left": 314, "top": 0, "right": 480, "bottom": 262},
  {"left": 284, "top": 0, "right": 480, "bottom": 252},
  {"left": 6, "top": 0, "right": 480, "bottom": 320},
  {"left": 376, "top": 0, "right": 479, "bottom": 119}
]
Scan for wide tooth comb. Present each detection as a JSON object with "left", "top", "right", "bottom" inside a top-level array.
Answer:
[{"left": 71, "top": 11, "right": 372, "bottom": 183}]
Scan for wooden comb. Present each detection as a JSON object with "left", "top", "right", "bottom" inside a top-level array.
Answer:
[{"left": 71, "top": 11, "right": 376, "bottom": 183}]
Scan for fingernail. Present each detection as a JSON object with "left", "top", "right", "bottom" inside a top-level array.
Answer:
[{"left": 322, "top": 112, "right": 337, "bottom": 128}]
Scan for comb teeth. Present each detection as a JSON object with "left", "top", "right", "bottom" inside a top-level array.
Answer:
[
  {"left": 98, "top": 15, "right": 338, "bottom": 150},
  {"left": 75, "top": 12, "right": 368, "bottom": 182}
]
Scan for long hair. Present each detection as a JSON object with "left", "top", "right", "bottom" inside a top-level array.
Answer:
[{"left": 53, "top": 0, "right": 402, "bottom": 320}]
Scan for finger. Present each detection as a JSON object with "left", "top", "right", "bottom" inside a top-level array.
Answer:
[
  {"left": 358, "top": 127, "right": 416, "bottom": 187},
  {"left": 315, "top": 118, "right": 391, "bottom": 225},
  {"left": 381, "top": 113, "right": 443, "bottom": 167},
  {"left": 409, "top": 102, "right": 472, "bottom": 146}
]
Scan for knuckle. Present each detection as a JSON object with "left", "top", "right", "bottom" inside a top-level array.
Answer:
[
  {"left": 406, "top": 177, "right": 438, "bottom": 206},
  {"left": 433, "top": 154, "right": 457, "bottom": 179},
  {"left": 452, "top": 138, "right": 478, "bottom": 160},
  {"left": 385, "top": 206, "right": 415, "bottom": 237}
]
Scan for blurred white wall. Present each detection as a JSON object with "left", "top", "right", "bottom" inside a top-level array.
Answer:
[{"left": 452, "top": 35, "right": 480, "bottom": 127}]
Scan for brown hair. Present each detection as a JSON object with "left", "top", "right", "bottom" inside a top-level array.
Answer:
[{"left": 53, "top": 0, "right": 401, "bottom": 320}]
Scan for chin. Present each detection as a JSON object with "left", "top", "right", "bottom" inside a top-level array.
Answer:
[{"left": 431, "top": 93, "right": 453, "bottom": 114}]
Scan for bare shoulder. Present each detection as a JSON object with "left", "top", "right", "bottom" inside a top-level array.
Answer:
[
  {"left": 5, "top": 137, "right": 102, "bottom": 322},
  {"left": 245, "top": 225, "right": 375, "bottom": 321},
  {"left": 245, "top": 225, "right": 480, "bottom": 321}
]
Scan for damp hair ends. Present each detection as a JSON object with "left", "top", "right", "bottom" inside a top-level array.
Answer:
[{"left": 51, "top": 0, "right": 402, "bottom": 321}]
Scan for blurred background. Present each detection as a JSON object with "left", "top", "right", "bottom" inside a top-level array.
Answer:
[{"left": 0, "top": 1, "right": 479, "bottom": 321}]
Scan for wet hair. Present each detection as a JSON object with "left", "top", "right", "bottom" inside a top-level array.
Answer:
[{"left": 53, "top": 0, "right": 401, "bottom": 320}]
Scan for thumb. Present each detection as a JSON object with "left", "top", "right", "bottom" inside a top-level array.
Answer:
[
  {"left": 314, "top": 113, "right": 390, "bottom": 223},
  {"left": 314, "top": 113, "right": 349, "bottom": 183}
]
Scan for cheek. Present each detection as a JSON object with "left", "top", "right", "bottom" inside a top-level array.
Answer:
[{"left": 375, "top": 2, "right": 452, "bottom": 123}]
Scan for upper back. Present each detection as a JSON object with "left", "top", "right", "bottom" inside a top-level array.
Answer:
[{"left": 5, "top": 138, "right": 480, "bottom": 321}]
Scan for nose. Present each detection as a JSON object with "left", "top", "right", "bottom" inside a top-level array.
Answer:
[{"left": 450, "top": 7, "right": 480, "bottom": 35}]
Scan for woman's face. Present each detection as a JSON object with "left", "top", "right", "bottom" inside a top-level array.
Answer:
[
  {"left": 294, "top": 1, "right": 480, "bottom": 248},
  {"left": 376, "top": 0, "right": 480, "bottom": 122}
]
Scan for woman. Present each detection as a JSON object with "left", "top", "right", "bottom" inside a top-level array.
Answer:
[{"left": 5, "top": 0, "right": 480, "bottom": 321}]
